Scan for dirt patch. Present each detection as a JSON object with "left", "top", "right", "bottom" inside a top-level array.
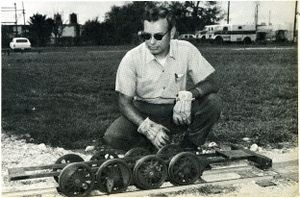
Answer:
[{"left": 150, "top": 185, "right": 237, "bottom": 197}]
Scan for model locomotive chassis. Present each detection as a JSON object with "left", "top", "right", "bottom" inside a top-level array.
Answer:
[{"left": 8, "top": 144, "right": 272, "bottom": 197}]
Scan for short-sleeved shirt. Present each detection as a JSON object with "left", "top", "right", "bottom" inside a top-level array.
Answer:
[{"left": 115, "top": 39, "right": 215, "bottom": 104}]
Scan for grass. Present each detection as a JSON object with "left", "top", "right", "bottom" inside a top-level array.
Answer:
[{"left": 2, "top": 44, "right": 298, "bottom": 149}]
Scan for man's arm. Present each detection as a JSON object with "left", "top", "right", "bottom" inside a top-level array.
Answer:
[
  {"left": 189, "top": 73, "right": 219, "bottom": 99},
  {"left": 118, "top": 93, "right": 144, "bottom": 126}
]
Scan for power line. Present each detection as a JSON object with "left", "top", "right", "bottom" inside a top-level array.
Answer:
[
  {"left": 1, "top": 6, "right": 15, "bottom": 9},
  {"left": 2, "top": 2, "right": 26, "bottom": 25},
  {"left": 2, "top": 2, "right": 27, "bottom": 36},
  {"left": 1, "top": 9, "right": 24, "bottom": 12}
]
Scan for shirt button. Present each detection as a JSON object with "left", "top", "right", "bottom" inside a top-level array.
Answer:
[
  {"left": 163, "top": 86, "right": 166, "bottom": 89},
  {"left": 162, "top": 70, "right": 165, "bottom": 72}
]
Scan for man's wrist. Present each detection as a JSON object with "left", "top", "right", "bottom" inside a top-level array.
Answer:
[
  {"left": 137, "top": 118, "right": 145, "bottom": 127},
  {"left": 137, "top": 117, "right": 150, "bottom": 134}
]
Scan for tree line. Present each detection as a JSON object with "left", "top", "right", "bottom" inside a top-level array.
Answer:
[{"left": 3, "top": 1, "right": 224, "bottom": 47}]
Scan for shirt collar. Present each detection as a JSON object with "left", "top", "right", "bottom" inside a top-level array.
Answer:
[{"left": 145, "top": 40, "right": 176, "bottom": 64}]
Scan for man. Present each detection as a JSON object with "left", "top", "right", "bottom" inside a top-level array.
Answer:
[{"left": 103, "top": 5, "right": 221, "bottom": 152}]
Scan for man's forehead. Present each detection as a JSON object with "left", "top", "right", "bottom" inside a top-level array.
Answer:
[{"left": 143, "top": 18, "right": 168, "bottom": 32}]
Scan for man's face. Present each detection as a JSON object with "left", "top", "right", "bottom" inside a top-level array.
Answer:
[{"left": 143, "top": 18, "right": 171, "bottom": 56}]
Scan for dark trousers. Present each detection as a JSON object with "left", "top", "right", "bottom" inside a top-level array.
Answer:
[{"left": 103, "top": 93, "right": 222, "bottom": 151}]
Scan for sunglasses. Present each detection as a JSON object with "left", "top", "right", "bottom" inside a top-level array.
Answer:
[{"left": 140, "top": 30, "right": 170, "bottom": 41}]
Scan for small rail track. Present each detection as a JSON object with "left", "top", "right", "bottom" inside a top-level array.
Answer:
[
  {"left": 3, "top": 159, "right": 297, "bottom": 197},
  {"left": 3, "top": 144, "right": 297, "bottom": 197}
]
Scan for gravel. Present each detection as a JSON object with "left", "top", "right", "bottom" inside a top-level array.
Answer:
[{"left": 1, "top": 133, "right": 91, "bottom": 192}]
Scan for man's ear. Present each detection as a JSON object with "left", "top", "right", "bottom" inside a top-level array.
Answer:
[{"left": 170, "top": 26, "right": 176, "bottom": 39}]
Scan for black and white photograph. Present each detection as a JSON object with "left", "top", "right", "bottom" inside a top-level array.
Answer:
[{"left": 1, "top": 0, "right": 298, "bottom": 197}]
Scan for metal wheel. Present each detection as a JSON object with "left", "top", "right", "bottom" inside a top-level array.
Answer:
[
  {"left": 133, "top": 155, "right": 167, "bottom": 190},
  {"left": 53, "top": 154, "right": 84, "bottom": 182},
  {"left": 156, "top": 144, "right": 183, "bottom": 161},
  {"left": 95, "top": 159, "right": 131, "bottom": 194},
  {"left": 58, "top": 162, "right": 95, "bottom": 197},
  {"left": 89, "top": 150, "right": 119, "bottom": 167},
  {"left": 168, "top": 152, "right": 201, "bottom": 185},
  {"left": 124, "top": 147, "right": 151, "bottom": 158}
]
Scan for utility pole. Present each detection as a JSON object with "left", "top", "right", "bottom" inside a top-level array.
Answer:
[
  {"left": 22, "top": 1, "right": 25, "bottom": 25},
  {"left": 14, "top": 2, "right": 18, "bottom": 35},
  {"left": 293, "top": 1, "right": 298, "bottom": 42},
  {"left": 22, "top": 1, "right": 26, "bottom": 36},
  {"left": 227, "top": 1, "right": 230, "bottom": 24},
  {"left": 254, "top": 2, "right": 259, "bottom": 30}
]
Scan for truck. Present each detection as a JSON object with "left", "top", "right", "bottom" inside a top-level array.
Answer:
[{"left": 196, "top": 24, "right": 257, "bottom": 44}]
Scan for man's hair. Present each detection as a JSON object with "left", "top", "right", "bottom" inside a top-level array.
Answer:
[{"left": 142, "top": 4, "right": 176, "bottom": 30}]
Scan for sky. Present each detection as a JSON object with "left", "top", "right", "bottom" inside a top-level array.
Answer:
[{"left": 1, "top": 0, "right": 297, "bottom": 30}]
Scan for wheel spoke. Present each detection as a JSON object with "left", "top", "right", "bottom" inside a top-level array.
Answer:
[
  {"left": 59, "top": 163, "right": 94, "bottom": 196},
  {"left": 96, "top": 159, "right": 131, "bottom": 193},
  {"left": 133, "top": 155, "right": 167, "bottom": 190}
]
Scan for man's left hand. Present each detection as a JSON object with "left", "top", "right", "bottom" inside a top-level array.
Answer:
[{"left": 173, "top": 91, "right": 194, "bottom": 125}]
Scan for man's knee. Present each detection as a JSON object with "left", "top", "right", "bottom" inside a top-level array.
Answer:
[
  {"left": 194, "top": 93, "right": 222, "bottom": 120},
  {"left": 205, "top": 93, "right": 222, "bottom": 118},
  {"left": 102, "top": 116, "right": 136, "bottom": 150},
  {"left": 102, "top": 126, "right": 119, "bottom": 149}
]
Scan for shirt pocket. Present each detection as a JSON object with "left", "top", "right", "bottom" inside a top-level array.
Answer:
[
  {"left": 174, "top": 72, "right": 186, "bottom": 90},
  {"left": 175, "top": 73, "right": 185, "bottom": 82}
]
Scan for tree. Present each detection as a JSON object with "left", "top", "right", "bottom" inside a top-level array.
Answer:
[
  {"left": 53, "top": 13, "right": 64, "bottom": 45},
  {"left": 167, "top": 1, "right": 224, "bottom": 33},
  {"left": 85, "top": 1, "right": 223, "bottom": 45},
  {"left": 81, "top": 18, "right": 102, "bottom": 45},
  {"left": 28, "top": 14, "right": 53, "bottom": 46},
  {"left": 103, "top": 1, "right": 156, "bottom": 44}
]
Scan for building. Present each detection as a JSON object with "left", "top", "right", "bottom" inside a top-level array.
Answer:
[{"left": 50, "top": 13, "right": 82, "bottom": 45}]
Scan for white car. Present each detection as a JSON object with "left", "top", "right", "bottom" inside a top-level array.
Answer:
[
  {"left": 178, "top": 34, "right": 196, "bottom": 40},
  {"left": 9, "top": 37, "right": 31, "bottom": 50}
]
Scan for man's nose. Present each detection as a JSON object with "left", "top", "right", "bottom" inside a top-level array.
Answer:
[{"left": 150, "top": 36, "right": 156, "bottom": 44}]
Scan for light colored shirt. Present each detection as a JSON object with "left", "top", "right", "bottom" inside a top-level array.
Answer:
[{"left": 115, "top": 39, "right": 215, "bottom": 104}]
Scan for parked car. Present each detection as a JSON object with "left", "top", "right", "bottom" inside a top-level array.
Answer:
[
  {"left": 178, "top": 34, "right": 196, "bottom": 41},
  {"left": 9, "top": 37, "right": 31, "bottom": 50}
]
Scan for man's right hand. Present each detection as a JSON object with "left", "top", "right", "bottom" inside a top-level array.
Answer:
[{"left": 137, "top": 117, "right": 170, "bottom": 149}]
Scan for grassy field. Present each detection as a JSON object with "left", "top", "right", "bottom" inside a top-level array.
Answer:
[{"left": 2, "top": 44, "right": 298, "bottom": 149}]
